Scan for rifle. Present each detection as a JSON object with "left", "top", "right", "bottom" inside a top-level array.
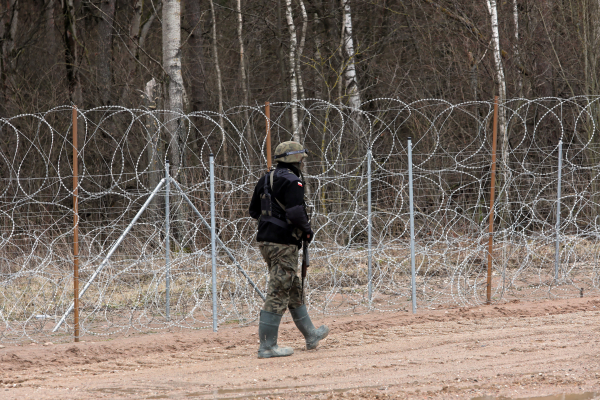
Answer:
[{"left": 301, "top": 239, "right": 309, "bottom": 304}]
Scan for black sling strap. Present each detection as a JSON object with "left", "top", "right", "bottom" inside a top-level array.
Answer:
[{"left": 261, "top": 171, "right": 289, "bottom": 229}]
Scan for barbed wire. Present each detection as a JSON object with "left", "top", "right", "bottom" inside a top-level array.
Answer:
[{"left": 2, "top": 97, "right": 600, "bottom": 343}]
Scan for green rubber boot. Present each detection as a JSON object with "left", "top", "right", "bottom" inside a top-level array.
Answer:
[
  {"left": 257, "top": 310, "right": 294, "bottom": 359},
  {"left": 290, "top": 305, "right": 330, "bottom": 350}
]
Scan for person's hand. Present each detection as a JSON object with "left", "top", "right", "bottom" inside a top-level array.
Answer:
[{"left": 305, "top": 229, "right": 314, "bottom": 243}]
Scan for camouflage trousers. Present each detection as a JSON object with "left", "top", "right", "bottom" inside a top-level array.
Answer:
[{"left": 259, "top": 242, "right": 303, "bottom": 315}]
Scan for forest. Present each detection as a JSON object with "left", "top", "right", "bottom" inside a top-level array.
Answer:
[{"left": 1, "top": 0, "right": 600, "bottom": 181}]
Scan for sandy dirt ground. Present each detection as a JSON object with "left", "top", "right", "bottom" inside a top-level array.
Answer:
[{"left": 2, "top": 297, "right": 600, "bottom": 400}]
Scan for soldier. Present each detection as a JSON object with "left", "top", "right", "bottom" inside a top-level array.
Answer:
[{"left": 249, "top": 141, "right": 330, "bottom": 358}]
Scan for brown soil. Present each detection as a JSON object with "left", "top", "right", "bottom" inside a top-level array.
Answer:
[{"left": 1, "top": 297, "right": 600, "bottom": 399}]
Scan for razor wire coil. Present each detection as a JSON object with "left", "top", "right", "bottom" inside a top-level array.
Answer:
[{"left": 2, "top": 97, "right": 600, "bottom": 342}]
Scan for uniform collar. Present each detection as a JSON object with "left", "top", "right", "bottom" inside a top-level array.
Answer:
[{"left": 276, "top": 162, "right": 301, "bottom": 178}]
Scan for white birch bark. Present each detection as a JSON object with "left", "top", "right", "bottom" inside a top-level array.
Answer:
[
  {"left": 162, "top": 0, "right": 184, "bottom": 172},
  {"left": 285, "top": 0, "right": 299, "bottom": 141},
  {"left": 296, "top": 0, "right": 307, "bottom": 103},
  {"left": 486, "top": 0, "right": 511, "bottom": 232},
  {"left": 512, "top": 0, "right": 522, "bottom": 97},
  {"left": 210, "top": 0, "right": 228, "bottom": 177},
  {"left": 486, "top": 0, "right": 507, "bottom": 163},
  {"left": 341, "top": 0, "right": 361, "bottom": 111}
]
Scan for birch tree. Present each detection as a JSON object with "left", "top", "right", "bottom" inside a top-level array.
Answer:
[
  {"left": 341, "top": 0, "right": 361, "bottom": 111},
  {"left": 295, "top": 0, "right": 307, "bottom": 138},
  {"left": 512, "top": 0, "right": 522, "bottom": 97},
  {"left": 486, "top": 0, "right": 511, "bottom": 228},
  {"left": 296, "top": 0, "right": 307, "bottom": 103},
  {"left": 340, "top": 0, "right": 364, "bottom": 149},
  {"left": 163, "top": 0, "right": 184, "bottom": 172},
  {"left": 486, "top": 0, "right": 507, "bottom": 159},
  {"left": 285, "top": 0, "right": 299, "bottom": 140},
  {"left": 120, "top": 0, "right": 160, "bottom": 104}
]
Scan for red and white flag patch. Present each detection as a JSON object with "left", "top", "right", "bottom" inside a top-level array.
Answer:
[{"left": 297, "top": 182, "right": 303, "bottom": 187}]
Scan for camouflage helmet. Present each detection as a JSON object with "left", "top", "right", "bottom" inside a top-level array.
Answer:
[{"left": 274, "top": 141, "right": 308, "bottom": 163}]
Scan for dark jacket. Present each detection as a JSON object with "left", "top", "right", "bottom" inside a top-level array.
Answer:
[{"left": 249, "top": 163, "right": 311, "bottom": 248}]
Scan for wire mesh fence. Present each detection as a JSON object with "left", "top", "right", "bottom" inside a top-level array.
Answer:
[{"left": 2, "top": 97, "right": 600, "bottom": 343}]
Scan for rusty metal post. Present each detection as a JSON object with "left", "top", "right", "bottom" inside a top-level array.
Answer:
[
  {"left": 72, "top": 105, "right": 80, "bottom": 342},
  {"left": 487, "top": 96, "right": 499, "bottom": 305},
  {"left": 266, "top": 101, "right": 272, "bottom": 170}
]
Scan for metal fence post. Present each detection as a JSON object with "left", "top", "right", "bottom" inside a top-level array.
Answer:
[
  {"left": 72, "top": 105, "right": 80, "bottom": 342},
  {"left": 367, "top": 147, "right": 373, "bottom": 306},
  {"left": 210, "top": 154, "right": 218, "bottom": 332},
  {"left": 165, "top": 160, "right": 170, "bottom": 321},
  {"left": 487, "top": 96, "right": 499, "bottom": 304},
  {"left": 408, "top": 137, "right": 417, "bottom": 314},
  {"left": 555, "top": 140, "right": 563, "bottom": 282}
]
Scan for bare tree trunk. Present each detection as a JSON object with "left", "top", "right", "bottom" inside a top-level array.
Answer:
[
  {"left": 296, "top": 0, "right": 307, "bottom": 103},
  {"left": 337, "top": 5, "right": 344, "bottom": 105},
  {"left": 184, "top": 0, "right": 205, "bottom": 113},
  {"left": 163, "top": 0, "right": 184, "bottom": 173},
  {"left": 296, "top": 0, "right": 307, "bottom": 139},
  {"left": 97, "top": 0, "right": 116, "bottom": 105},
  {"left": 486, "top": 0, "right": 507, "bottom": 159},
  {"left": 163, "top": 0, "right": 186, "bottom": 243},
  {"left": 139, "top": 4, "right": 159, "bottom": 50},
  {"left": 236, "top": 0, "right": 252, "bottom": 149},
  {"left": 285, "top": 0, "right": 299, "bottom": 140},
  {"left": 341, "top": 0, "right": 361, "bottom": 111},
  {"left": 0, "top": 0, "right": 18, "bottom": 114},
  {"left": 63, "top": 0, "right": 82, "bottom": 106},
  {"left": 45, "top": 0, "right": 56, "bottom": 66},
  {"left": 487, "top": 0, "right": 511, "bottom": 270},
  {"left": 580, "top": 0, "right": 600, "bottom": 213},
  {"left": 183, "top": 0, "right": 206, "bottom": 168},
  {"left": 120, "top": 0, "right": 161, "bottom": 105},
  {"left": 276, "top": 0, "right": 291, "bottom": 131},
  {"left": 129, "top": 0, "right": 143, "bottom": 46},
  {"left": 313, "top": 12, "right": 324, "bottom": 101},
  {"left": 209, "top": 0, "right": 228, "bottom": 179},
  {"left": 512, "top": 0, "right": 523, "bottom": 97},
  {"left": 119, "top": 0, "right": 142, "bottom": 104}
]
